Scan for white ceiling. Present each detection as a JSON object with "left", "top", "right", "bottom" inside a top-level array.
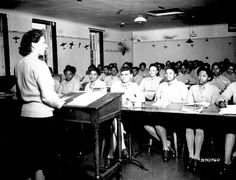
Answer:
[{"left": 1, "top": 0, "right": 235, "bottom": 31}]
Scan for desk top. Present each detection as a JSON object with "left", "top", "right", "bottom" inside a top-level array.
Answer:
[{"left": 122, "top": 102, "right": 236, "bottom": 118}]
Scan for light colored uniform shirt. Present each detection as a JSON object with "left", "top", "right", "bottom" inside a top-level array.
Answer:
[
  {"left": 215, "top": 82, "right": 236, "bottom": 105},
  {"left": 104, "top": 75, "right": 120, "bottom": 88},
  {"left": 222, "top": 72, "right": 236, "bottom": 83},
  {"left": 176, "top": 72, "right": 197, "bottom": 85},
  {"left": 187, "top": 83, "right": 220, "bottom": 104},
  {"left": 111, "top": 80, "right": 145, "bottom": 107},
  {"left": 14, "top": 56, "right": 64, "bottom": 117},
  {"left": 139, "top": 76, "right": 163, "bottom": 101},
  {"left": 85, "top": 79, "right": 107, "bottom": 93},
  {"left": 154, "top": 79, "right": 188, "bottom": 107},
  {"left": 58, "top": 76, "right": 81, "bottom": 94},
  {"left": 138, "top": 69, "right": 149, "bottom": 78},
  {"left": 131, "top": 73, "right": 143, "bottom": 85},
  {"left": 209, "top": 75, "right": 231, "bottom": 93}
]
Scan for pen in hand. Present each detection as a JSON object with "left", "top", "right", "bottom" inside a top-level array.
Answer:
[{"left": 219, "top": 100, "right": 227, "bottom": 108}]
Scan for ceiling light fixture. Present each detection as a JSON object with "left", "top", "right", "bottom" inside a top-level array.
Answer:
[
  {"left": 146, "top": 8, "right": 184, "bottom": 17},
  {"left": 134, "top": 15, "right": 147, "bottom": 23}
]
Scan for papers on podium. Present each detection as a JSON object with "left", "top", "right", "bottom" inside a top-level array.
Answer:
[
  {"left": 65, "top": 92, "right": 106, "bottom": 106},
  {"left": 219, "top": 105, "right": 236, "bottom": 115}
]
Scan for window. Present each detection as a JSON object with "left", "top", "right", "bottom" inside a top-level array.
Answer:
[
  {"left": 0, "top": 13, "right": 10, "bottom": 76},
  {"left": 32, "top": 19, "right": 58, "bottom": 73},
  {"left": 89, "top": 28, "right": 104, "bottom": 66}
]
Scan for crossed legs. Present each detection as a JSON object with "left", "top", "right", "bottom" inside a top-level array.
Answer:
[{"left": 107, "top": 118, "right": 127, "bottom": 159}]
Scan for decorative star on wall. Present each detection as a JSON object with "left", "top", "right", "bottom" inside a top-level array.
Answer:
[
  {"left": 60, "top": 42, "right": 67, "bottom": 49},
  {"left": 13, "top": 36, "right": 20, "bottom": 43}
]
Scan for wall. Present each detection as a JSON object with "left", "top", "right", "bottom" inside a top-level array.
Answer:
[
  {"left": 132, "top": 25, "right": 236, "bottom": 67},
  {"left": 0, "top": 9, "right": 133, "bottom": 77}
]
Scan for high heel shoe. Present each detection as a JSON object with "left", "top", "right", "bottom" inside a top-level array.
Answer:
[
  {"left": 162, "top": 150, "right": 172, "bottom": 162},
  {"left": 192, "top": 159, "right": 200, "bottom": 172},
  {"left": 185, "top": 158, "right": 194, "bottom": 171},
  {"left": 218, "top": 163, "right": 232, "bottom": 176}
]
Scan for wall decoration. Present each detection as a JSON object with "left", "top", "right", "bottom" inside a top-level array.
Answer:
[
  {"left": 69, "top": 42, "right": 74, "bottom": 49},
  {"left": 60, "top": 42, "right": 67, "bottom": 49},
  {"left": 13, "top": 36, "right": 20, "bottom": 43},
  {"left": 84, "top": 44, "right": 89, "bottom": 50}
]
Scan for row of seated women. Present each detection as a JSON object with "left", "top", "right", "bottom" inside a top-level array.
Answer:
[{"left": 52, "top": 60, "right": 235, "bottom": 177}]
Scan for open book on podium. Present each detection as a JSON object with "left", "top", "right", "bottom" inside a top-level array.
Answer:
[{"left": 56, "top": 91, "right": 123, "bottom": 124}]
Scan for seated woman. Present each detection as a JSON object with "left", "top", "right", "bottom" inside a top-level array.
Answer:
[
  {"left": 222, "top": 62, "right": 236, "bottom": 83},
  {"left": 104, "top": 65, "right": 120, "bottom": 91},
  {"left": 209, "top": 62, "right": 231, "bottom": 93},
  {"left": 84, "top": 66, "right": 106, "bottom": 92},
  {"left": 185, "top": 67, "right": 220, "bottom": 172},
  {"left": 215, "top": 81, "right": 236, "bottom": 176},
  {"left": 139, "top": 63, "right": 163, "bottom": 101},
  {"left": 146, "top": 65, "right": 188, "bottom": 162},
  {"left": 58, "top": 65, "right": 81, "bottom": 94}
]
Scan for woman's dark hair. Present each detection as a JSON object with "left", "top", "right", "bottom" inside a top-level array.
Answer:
[
  {"left": 149, "top": 63, "right": 158, "bottom": 70},
  {"left": 19, "top": 29, "right": 44, "bottom": 57},
  {"left": 63, "top": 65, "right": 76, "bottom": 75},
  {"left": 89, "top": 66, "right": 100, "bottom": 76},
  {"left": 197, "top": 67, "right": 213, "bottom": 81},
  {"left": 165, "top": 64, "right": 178, "bottom": 75},
  {"left": 120, "top": 66, "right": 132, "bottom": 73}
]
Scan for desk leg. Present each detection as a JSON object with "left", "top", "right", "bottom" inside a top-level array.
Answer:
[
  {"left": 125, "top": 129, "right": 149, "bottom": 171},
  {"left": 94, "top": 127, "right": 100, "bottom": 179},
  {"left": 117, "top": 116, "right": 122, "bottom": 162}
]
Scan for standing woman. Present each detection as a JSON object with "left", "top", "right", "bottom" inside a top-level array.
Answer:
[
  {"left": 185, "top": 67, "right": 220, "bottom": 172},
  {"left": 14, "top": 29, "right": 65, "bottom": 180}
]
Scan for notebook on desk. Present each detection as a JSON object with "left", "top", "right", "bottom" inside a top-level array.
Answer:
[{"left": 219, "top": 105, "right": 236, "bottom": 115}]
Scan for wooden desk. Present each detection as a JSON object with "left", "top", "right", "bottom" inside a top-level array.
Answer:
[
  {"left": 122, "top": 102, "right": 236, "bottom": 158},
  {"left": 55, "top": 92, "right": 123, "bottom": 179}
]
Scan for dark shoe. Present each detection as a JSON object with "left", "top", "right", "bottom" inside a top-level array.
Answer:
[
  {"left": 218, "top": 163, "right": 232, "bottom": 176},
  {"left": 162, "top": 150, "right": 171, "bottom": 162},
  {"left": 185, "top": 158, "right": 194, "bottom": 171},
  {"left": 192, "top": 159, "right": 200, "bottom": 172},
  {"left": 121, "top": 149, "right": 129, "bottom": 160},
  {"left": 104, "top": 158, "right": 113, "bottom": 169}
]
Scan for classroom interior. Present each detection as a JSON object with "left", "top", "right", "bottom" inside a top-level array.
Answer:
[{"left": 1, "top": 0, "right": 236, "bottom": 180}]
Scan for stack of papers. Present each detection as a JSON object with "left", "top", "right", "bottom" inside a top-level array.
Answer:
[
  {"left": 181, "top": 102, "right": 209, "bottom": 113},
  {"left": 182, "top": 106, "right": 204, "bottom": 113},
  {"left": 66, "top": 92, "right": 106, "bottom": 106},
  {"left": 219, "top": 105, "right": 236, "bottom": 115}
]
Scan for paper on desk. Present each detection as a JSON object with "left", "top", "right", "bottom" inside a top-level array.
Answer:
[
  {"left": 185, "top": 102, "right": 210, "bottom": 108},
  {"left": 182, "top": 106, "right": 204, "bottom": 113},
  {"left": 219, "top": 105, "right": 236, "bottom": 115},
  {"left": 66, "top": 92, "right": 106, "bottom": 106}
]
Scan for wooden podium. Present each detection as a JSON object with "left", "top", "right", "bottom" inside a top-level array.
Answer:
[{"left": 55, "top": 92, "right": 123, "bottom": 179}]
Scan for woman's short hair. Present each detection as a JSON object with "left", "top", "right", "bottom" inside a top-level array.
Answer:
[
  {"left": 197, "top": 67, "right": 213, "bottom": 81},
  {"left": 89, "top": 66, "right": 100, "bottom": 76},
  {"left": 19, "top": 29, "right": 44, "bottom": 57},
  {"left": 165, "top": 64, "right": 178, "bottom": 75},
  {"left": 63, "top": 65, "right": 76, "bottom": 75},
  {"left": 120, "top": 66, "right": 132, "bottom": 74}
]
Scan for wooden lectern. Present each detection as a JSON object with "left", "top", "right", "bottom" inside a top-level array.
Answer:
[{"left": 55, "top": 92, "right": 123, "bottom": 179}]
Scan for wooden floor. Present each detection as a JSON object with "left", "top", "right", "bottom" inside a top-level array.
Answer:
[{"left": 2, "top": 121, "right": 236, "bottom": 180}]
